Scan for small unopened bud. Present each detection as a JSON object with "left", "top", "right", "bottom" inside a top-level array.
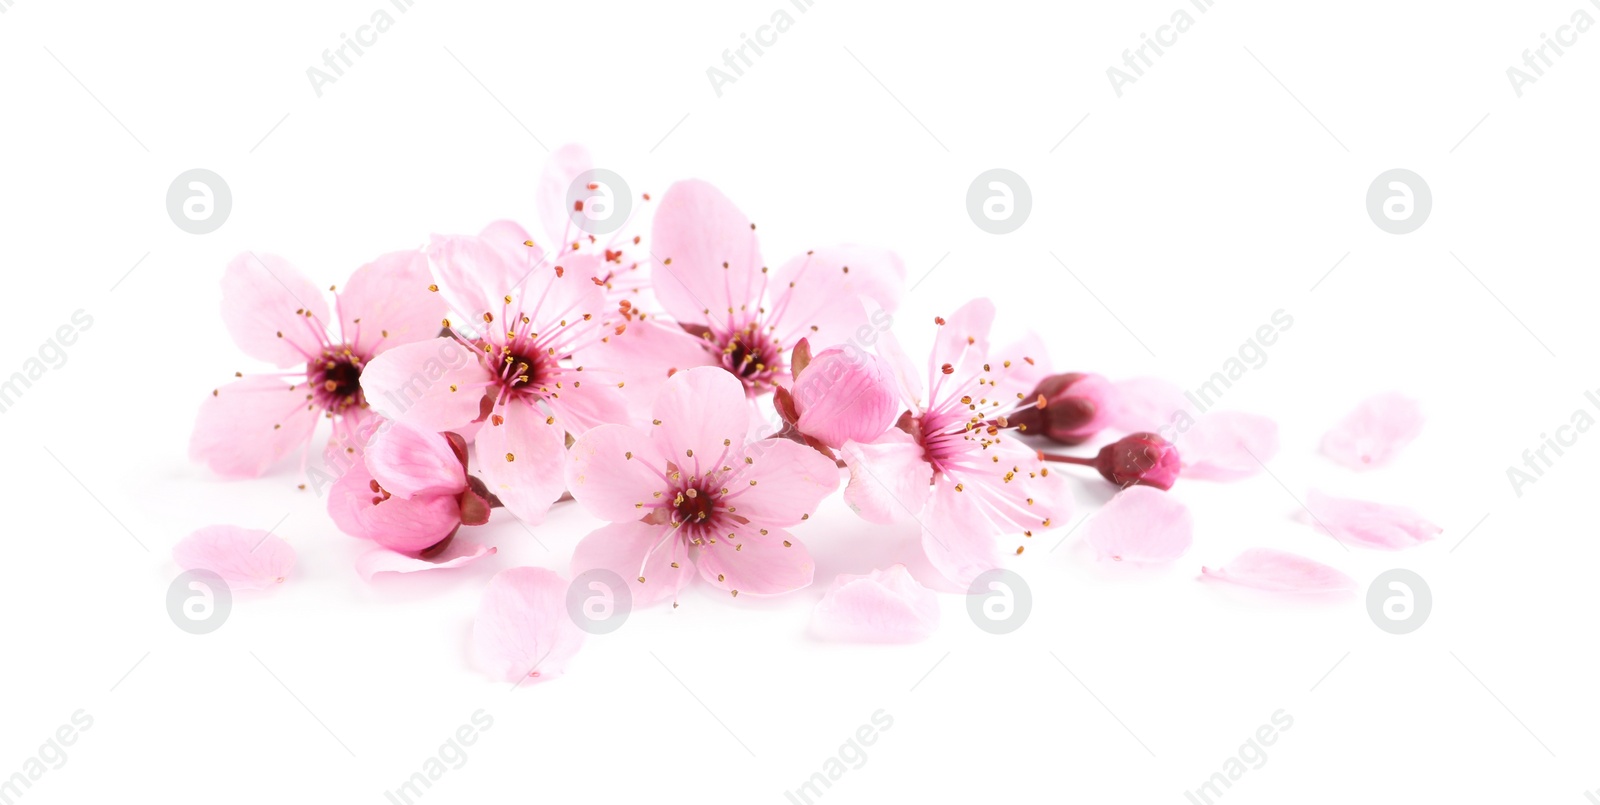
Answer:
[
  {"left": 790, "top": 346, "right": 899, "bottom": 449},
  {"left": 1009, "top": 372, "right": 1114, "bottom": 445},
  {"left": 1095, "top": 432, "right": 1180, "bottom": 490}
]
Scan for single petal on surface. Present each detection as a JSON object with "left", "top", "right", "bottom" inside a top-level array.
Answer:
[
  {"left": 359, "top": 338, "right": 488, "bottom": 431},
  {"left": 1320, "top": 392, "right": 1424, "bottom": 471},
  {"left": 649, "top": 179, "right": 761, "bottom": 325},
  {"left": 337, "top": 249, "right": 445, "bottom": 357},
  {"left": 810, "top": 564, "right": 938, "bottom": 643},
  {"left": 535, "top": 143, "right": 593, "bottom": 246},
  {"left": 190, "top": 375, "right": 320, "bottom": 478},
  {"left": 476, "top": 402, "right": 569, "bottom": 525},
  {"left": 1108, "top": 377, "right": 1187, "bottom": 433},
  {"left": 355, "top": 542, "right": 496, "bottom": 581},
  {"left": 768, "top": 245, "right": 905, "bottom": 348},
  {"left": 471, "top": 567, "right": 586, "bottom": 684},
  {"left": 1303, "top": 489, "right": 1441, "bottom": 550},
  {"left": 649, "top": 366, "right": 751, "bottom": 465},
  {"left": 364, "top": 420, "right": 466, "bottom": 499},
  {"left": 566, "top": 424, "right": 668, "bottom": 521},
  {"left": 1177, "top": 411, "right": 1279, "bottom": 482},
  {"left": 1201, "top": 548, "right": 1356, "bottom": 593},
  {"left": 173, "top": 525, "right": 296, "bottom": 591},
  {"left": 221, "top": 252, "right": 330, "bottom": 367},
  {"left": 696, "top": 524, "right": 814, "bottom": 597},
  {"left": 569, "top": 520, "right": 693, "bottom": 609},
  {"left": 840, "top": 429, "right": 933, "bottom": 525},
  {"left": 1084, "top": 485, "right": 1193, "bottom": 563}
]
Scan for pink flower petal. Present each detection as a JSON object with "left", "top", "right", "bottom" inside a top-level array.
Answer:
[
  {"left": 768, "top": 245, "right": 905, "bottom": 349},
  {"left": 791, "top": 347, "right": 900, "bottom": 449},
  {"left": 535, "top": 143, "right": 594, "bottom": 246},
  {"left": 1176, "top": 411, "right": 1278, "bottom": 482},
  {"left": 475, "top": 402, "right": 568, "bottom": 525},
  {"left": 427, "top": 230, "right": 534, "bottom": 328},
  {"left": 840, "top": 429, "right": 933, "bottom": 525},
  {"left": 336, "top": 250, "right": 445, "bottom": 358},
  {"left": 471, "top": 567, "right": 586, "bottom": 684},
  {"left": 727, "top": 438, "right": 839, "bottom": 527},
  {"left": 1108, "top": 377, "right": 1186, "bottom": 433},
  {"left": 355, "top": 542, "right": 496, "bottom": 581},
  {"left": 1320, "top": 392, "right": 1424, "bottom": 471},
  {"left": 931, "top": 298, "right": 995, "bottom": 380},
  {"left": 190, "top": 375, "right": 321, "bottom": 478},
  {"left": 360, "top": 338, "right": 489, "bottom": 432},
  {"left": 363, "top": 420, "right": 466, "bottom": 499},
  {"left": 1303, "top": 489, "right": 1440, "bottom": 550},
  {"left": 649, "top": 366, "right": 751, "bottom": 464},
  {"left": 173, "top": 525, "right": 296, "bottom": 591},
  {"left": 649, "top": 179, "right": 761, "bottom": 326},
  {"left": 220, "top": 252, "right": 330, "bottom": 368},
  {"left": 1084, "top": 485, "right": 1193, "bottom": 563},
  {"left": 810, "top": 564, "right": 939, "bottom": 643},
  {"left": 573, "top": 318, "right": 718, "bottom": 419},
  {"left": 696, "top": 523, "right": 814, "bottom": 597},
  {"left": 920, "top": 474, "right": 1004, "bottom": 586},
  {"left": 566, "top": 423, "right": 670, "bottom": 521},
  {"left": 570, "top": 520, "right": 695, "bottom": 609},
  {"left": 1200, "top": 548, "right": 1355, "bottom": 593},
  {"left": 328, "top": 459, "right": 460, "bottom": 553}
]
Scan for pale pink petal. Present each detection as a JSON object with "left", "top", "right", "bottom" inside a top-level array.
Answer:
[
  {"left": 356, "top": 542, "right": 496, "bottom": 581},
  {"left": 541, "top": 361, "right": 631, "bottom": 434},
  {"left": 1320, "top": 392, "right": 1424, "bottom": 471},
  {"left": 810, "top": 564, "right": 939, "bottom": 643},
  {"left": 840, "top": 429, "right": 933, "bottom": 525},
  {"left": 649, "top": 179, "right": 760, "bottom": 325},
  {"left": 931, "top": 298, "right": 995, "bottom": 380},
  {"left": 190, "top": 375, "right": 320, "bottom": 478},
  {"left": 475, "top": 402, "right": 568, "bottom": 524},
  {"left": 1108, "top": 376, "right": 1187, "bottom": 433},
  {"left": 359, "top": 338, "right": 489, "bottom": 431},
  {"left": 535, "top": 143, "right": 594, "bottom": 246},
  {"left": 768, "top": 246, "right": 905, "bottom": 348},
  {"left": 1303, "top": 489, "right": 1440, "bottom": 550},
  {"left": 1177, "top": 411, "right": 1278, "bottom": 482},
  {"left": 427, "top": 231, "right": 536, "bottom": 326},
  {"left": 477, "top": 219, "right": 538, "bottom": 259},
  {"left": 173, "top": 525, "right": 296, "bottom": 591},
  {"left": 323, "top": 406, "right": 379, "bottom": 469},
  {"left": 696, "top": 523, "right": 814, "bottom": 597},
  {"left": 727, "top": 438, "right": 840, "bottom": 527},
  {"left": 471, "top": 567, "right": 586, "bottom": 684},
  {"left": 566, "top": 424, "right": 669, "bottom": 521},
  {"left": 874, "top": 330, "right": 924, "bottom": 404},
  {"left": 363, "top": 420, "right": 466, "bottom": 499},
  {"left": 569, "top": 520, "right": 693, "bottom": 609},
  {"left": 1201, "top": 548, "right": 1356, "bottom": 593},
  {"left": 986, "top": 332, "right": 1053, "bottom": 403},
  {"left": 649, "top": 366, "right": 751, "bottom": 465},
  {"left": 921, "top": 474, "right": 1003, "bottom": 586},
  {"left": 1084, "top": 485, "right": 1193, "bottom": 563},
  {"left": 573, "top": 318, "right": 717, "bottom": 418},
  {"left": 791, "top": 347, "right": 900, "bottom": 449},
  {"left": 337, "top": 249, "right": 445, "bottom": 357},
  {"left": 327, "top": 459, "right": 460, "bottom": 553},
  {"left": 220, "top": 252, "right": 330, "bottom": 367}
]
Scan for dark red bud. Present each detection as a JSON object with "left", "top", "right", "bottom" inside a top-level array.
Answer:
[
  {"left": 1009, "top": 372, "right": 1109, "bottom": 445},
  {"left": 1094, "top": 432, "right": 1180, "bottom": 490}
]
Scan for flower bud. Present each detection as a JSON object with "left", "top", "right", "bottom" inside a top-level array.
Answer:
[
  {"left": 1095, "top": 432, "right": 1180, "bottom": 490},
  {"left": 790, "top": 346, "right": 899, "bottom": 449},
  {"left": 1010, "top": 372, "right": 1114, "bottom": 445}
]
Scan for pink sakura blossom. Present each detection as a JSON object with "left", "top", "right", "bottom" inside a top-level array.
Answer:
[
  {"left": 1201, "top": 548, "right": 1355, "bottom": 594},
  {"left": 1320, "top": 392, "right": 1424, "bottom": 471},
  {"left": 327, "top": 421, "right": 496, "bottom": 561},
  {"left": 359, "top": 222, "right": 629, "bottom": 524},
  {"left": 840, "top": 299, "right": 1072, "bottom": 586},
  {"left": 1083, "top": 485, "right": 1192, "bottom": 563},
  {"left": 173, "top": 525, "right": 296, "bottom": 591},
  {"left": 190, "top": 250, "right": 444, "bottom": 477},
  {"left": 583, "top": 179, "right": 904, "bottom": 409},
  {"left": 1302, "top": 489, "right": 1440, "bottom": 550},
  {"left": 565, "top": 367, "right": 839, "bottom": 606},
  {"left": 809, "top": 564, "right": 939, "bottom": 643},
  {"left": 533, "top": 143, "right": 652, "bottom": 304},
  {"left": 471, "top": 567, "right": 586, "bottom": 684}
]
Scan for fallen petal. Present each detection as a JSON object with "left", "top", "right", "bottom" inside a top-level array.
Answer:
[
  {"left": 1321, "top": 392, "right": 1424, "bottom": 471},
  {"left": 1177, "top": 411, "right": 1278, "bottom": 482},
  {"left": 810, "top": 565, "right": 939, "bottom": 643},
  {"left": 1085, "top": 485, "right": 1193, "bottom": 563},
  {"left": 1302, "top": 490, "right": 1440, "bottom": 550},
  {"left": 1201, "top": 548, "right": 1356, "bottom": 593},
  {"left": 355, "top": 542, "right": 496, "bottom": 581},
  {"left": 173, "top": 525, "right": 296, "bottom": 591},
  {"left": 471, "top": 567, "right": 586, "bottom": 684}
]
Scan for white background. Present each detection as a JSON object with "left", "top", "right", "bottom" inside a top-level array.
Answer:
[{"left": 2, "top": 1, "right": 1597, "bottom": 802}]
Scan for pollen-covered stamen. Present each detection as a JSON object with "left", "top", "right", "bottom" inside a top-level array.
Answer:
[
  {"left": 672, "top": 484, "right": 718, "bottom": 526},
  {"left": 709, "top": 323, "right": 783, "bottom": 391},
  {"left": 308, "top": 345, "right": 366, "bottom": 414}
]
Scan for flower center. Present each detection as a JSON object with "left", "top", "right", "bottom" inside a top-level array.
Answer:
[
  {"left": 717, "top": 325, "right": 781, "bottom": 391},
  {"left": 671, "top": 483, "right": 717, "bottom": 527},
  {"left": 310, "top": 347, "right": 365, "bottom": 414}
]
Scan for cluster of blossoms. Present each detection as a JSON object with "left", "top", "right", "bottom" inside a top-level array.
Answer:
[{"left": 178, "top": 146, "right": 1440, "bottom": 683}]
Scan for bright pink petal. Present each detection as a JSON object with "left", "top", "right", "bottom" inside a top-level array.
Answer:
[
  {"left": 840, "top": 429, "right": 933, "bottom": 525},
  {"left": 1303, "top": 489, "right": 1440, "bottom": 550},
  {"left": 649, "top": 179, "right": 760, "bottom": 325},
  {"left": 535, "top": 143, "right": 593, "bottom": 246},
  {"left": 696, "top": 523, "right": 814, "bottom": 597},
  {"left": 921, "top": 474, "right": 1003, "bottom": 586},
  {"left": 791, "top": 347, "right": 900, "bottom": 449},
  {"left": 1321, "top": 392, "right": 1424, "bottom": 471},
  {"left": 359, "top": 338, "right": 489, "bottom": 431},
  {"left": 1108, "top": 377, "right": 1187, "bottom": 433},
  {"left": 337, "top": 250, "right": 445, "bottom": 357},
  {"left": 327, "top": 459, "right": 459, "bottom": 553},
  {"left": 810, "top": 564, "right": 939, "bottom": 643},
  {"left": 1084, "top": 485, "right": 1193, "bottom": 563},
  {"left": 173, "top": 525, "right": 296, "bottom": 591},
  {"left": 768, "top": 246, "right": 904, "bottom": 348},
  {"left": 566, "top": 423, "right": 668, "bottom": 521},
  {"left": 220, "top": 252, "right": 330, "bottom": 367},
  {"left": 1177, "top": 411, "right": 1279, "bottom": 482},
  {"left": 1201, "top": 548, "right": 1356, "bottom": 593},
  {"left": 471, "top": 567, "right": 586, "bottom": 684},
  {"left": 569, "top": 520, "right": 693, "bottom": 609},
  {"left": 649, "top": 366, "right": 751, "bottom": 466},
  {"left": 190, "top": 375, "right": 320, "bottom": 478},
  {"left": 355, "top": 542, "right": 496, "bottom": 581},
  {"left": 363, "top": 420, "right": 466, "bottom": 499},
  {"left": 726, "top": 438, "right": 839, "bottom": 527},
  {"left": 476, "top": 402, "right": 568, "bottom": 524}
]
